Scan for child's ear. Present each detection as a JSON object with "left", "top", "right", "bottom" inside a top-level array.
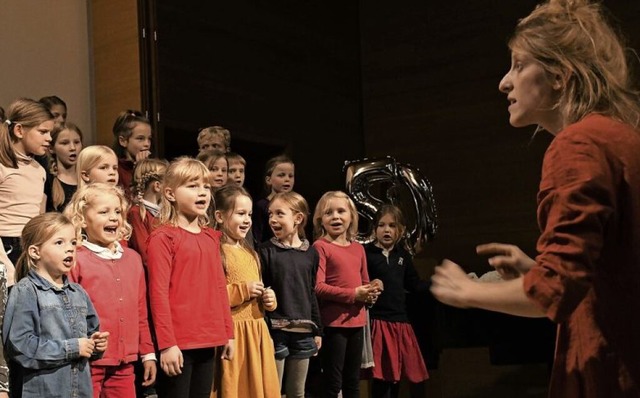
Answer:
[
  {"left": 28, "top": 245, "right": 40, "bottom": 261},
  {"left": 118, "top": 135, "right": 129, "bottom": 148},
  {"left": 265, "top": 175, "right": 271, "bottom": 185},
  {"left": 152, "top": 180, "right": 162, "bottom": 193},
  {"left": 164, "top": 187, "right": 176, "bottom": 202},
  {"left": 214, "top": 210, "right": 224, "bottom": 224},
  {"left": 294, "top": 212, "right": 304, "bottom": 226},
  {"left": 80, "top": 170, "right": 91, "bottom": 183},
  {"left": 13, "top": 123, "right": 24, "bottom": 139}
]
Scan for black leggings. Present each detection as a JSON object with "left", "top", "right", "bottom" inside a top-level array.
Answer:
[
  {"left": 157, "top": 348, "right": 215, "bottom": 398},
  {"left": 321, "top": 327, "right": 363, "bottom": 398}
]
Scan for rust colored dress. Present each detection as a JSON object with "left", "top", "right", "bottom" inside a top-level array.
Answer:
[
  {"left": 212, "top": 244, "right": 280, "bottom": 398},
  {"left": 523, "top": 114, "right": 640, "bottom": 397}
]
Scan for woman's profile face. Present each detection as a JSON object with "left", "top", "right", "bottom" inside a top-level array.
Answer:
[{"left": 498, "top": 51, "right": 563, "bottom": 133}]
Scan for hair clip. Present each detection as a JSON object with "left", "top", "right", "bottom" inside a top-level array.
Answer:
[{"left": 3, "top": 119, "right": 11, "bottom": 125}]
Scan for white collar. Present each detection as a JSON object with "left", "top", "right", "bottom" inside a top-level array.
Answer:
[{"left": 82, "top": 240, "right": 124, "bottom": 260}]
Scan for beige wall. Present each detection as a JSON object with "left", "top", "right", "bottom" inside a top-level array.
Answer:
[{"left": 0, "top": 0, "right": 95, "bottom": 143}]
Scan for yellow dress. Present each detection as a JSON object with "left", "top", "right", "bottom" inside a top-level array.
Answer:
[{"left": 212, "top": 244, "right": 280, "bottom": 398}]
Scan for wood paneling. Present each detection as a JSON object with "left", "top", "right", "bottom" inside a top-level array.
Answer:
[{"left": 91, "top": 0, "right": 142, "bottom": 145}]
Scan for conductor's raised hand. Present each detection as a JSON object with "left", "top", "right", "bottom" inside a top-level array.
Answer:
[{"left": 476, "top": 243, "right": 536, "bottom": 280}]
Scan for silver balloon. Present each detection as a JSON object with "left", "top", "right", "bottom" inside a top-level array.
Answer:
[{"left": 344, "top": 157, "right": 437, "bottom": 253}]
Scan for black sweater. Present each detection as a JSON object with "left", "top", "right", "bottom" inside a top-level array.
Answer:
[
  {"left": 365, "top": 243, "right": 430, "bottom": 323},
  {"left": 258, "top": 239, "right": 322, "bottom": 335}
]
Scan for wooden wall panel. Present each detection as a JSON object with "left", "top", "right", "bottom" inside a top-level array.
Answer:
[{"left": 91, "top": 0, "right": 142, "bottom": 146}]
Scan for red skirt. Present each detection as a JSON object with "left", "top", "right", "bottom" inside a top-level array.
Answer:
[{"left": 370, "top": 319, "right": 429, "bottom": 383}]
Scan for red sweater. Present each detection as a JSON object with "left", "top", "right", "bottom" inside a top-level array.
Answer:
[
  {"left": 127, "top": 205, "right": 156, "bottom": 266},
  {"left": 117, "top": 158, "right": 134, "bottom": 199},
  {"left": 314, "top": 239, "right": 369, "bottom": 328},
  {"left": 70, "top": 246, "right": 154, "bottom": 366},
  {"left": 147, "top": 225, "right": 233, "bottom": 350}
]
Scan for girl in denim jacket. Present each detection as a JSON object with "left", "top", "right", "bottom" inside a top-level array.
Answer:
[{"left": 2, "top": 213, "right": 109, "bottom": 398}]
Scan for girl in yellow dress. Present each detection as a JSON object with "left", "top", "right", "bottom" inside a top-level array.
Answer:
[{"left": 212, "top": 185, "right": 281, "bottom": 398}]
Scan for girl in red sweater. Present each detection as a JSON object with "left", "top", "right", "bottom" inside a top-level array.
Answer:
[
  {"left": 65, "top": 183, "right": 156, "bottom": 397},
  {"left": 111, "top": 110, "right": 152, "bottom": 198},
  {"left": 128, "top": 158, "right": 169, "bottom": 266},
  {"left": 146, "top": 157, "right": 234, "bottom": 398},
  {"left": 312, "top": 191, "right": 381, "bottom": 398}
]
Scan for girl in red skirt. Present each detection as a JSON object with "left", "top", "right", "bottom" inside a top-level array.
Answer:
[{"left": 365, "top": 205, "right": 429, "bottom": 398}]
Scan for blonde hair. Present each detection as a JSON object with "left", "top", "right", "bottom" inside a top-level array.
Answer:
[
  {"left": 0, "top": 98, "right": 53, "bottom": 168},
  {"left": 76, "top": 145, "right": 118, "bottom": 190},
  {"left": 64, "top": 183, "right": 132, "bottom": 243},
  {"left": 158, "top": 157, "right": 212, "bottom": 227},
  {"left": 197, "top": 126, "right": 231, "bottom": 151},
  {"left": 49, "top": 122, "right": 84, "bottom": 211},
  {"left": 510, "top": 0, "right": 640, "bottom": 128},
  {"left": 213, "top": 185, "right": 259, "bottom": 273},
  {"left": 313, "top": 191, "right": 359, "bottom": 240},
  {"left": 270, "top": 191, "right": 310, "bottom": 239},
  {"left": 15, "top": 212, "right": 75, "bottom": 283},
  {"left": 132, "top": 158, "right": 169, "bottom": 221}
]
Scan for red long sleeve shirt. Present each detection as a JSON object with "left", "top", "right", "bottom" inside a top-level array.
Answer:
[
  {"left": 147, "top": 225, "right": 233, "bottom": 350},
  {"left": 70, "top": 246, "right": 154, "bottom": 366},
  {"left": 314, "top": 239, "right": 369, "bottom": 328},
  {"left": 523, "top": 114, "right": 640, "bottom": 397},
  {"left": 127, "top": 205, "right": 156, "bottom": 266}
]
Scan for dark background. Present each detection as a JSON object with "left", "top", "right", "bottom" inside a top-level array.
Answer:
[{"left": 140, "top": 0, "right": 640, "bottom": 367}]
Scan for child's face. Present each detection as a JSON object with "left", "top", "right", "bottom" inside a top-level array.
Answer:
[
  {"left": 34, "top": 224, "right": 77, "bottom": 280},
  {"left": 266, "top": 162, "right": 294, "bottom": 194},
  {"left": 375, "top": 213, "right": 399, "bottom": 250},
  {"left": 15, "top": 120, "right": 54, "bottom": 156},
  {"left": 82, "top": 193, "right": 123, "bottom": 250},
  {"left": 320, "top": 197, "right": 352, "bottom": 240},
  {"left": 82, "top": 153, "right": 119, "bottom": 185},
  {"left": 51, "top": 128, "right": 82, "bottom": 168},
  {"left": 119, "top": 122, "right": 152, "bottom": 160},
  {"left": 50, "top": 104, "right": 67, "bottom": 129},
  {"left": 217, "top": 195, "right": 252, "bottom": 242},
  {"left": 199, "top": 135, "right": 227, "bottom": 152},
  {"left": 170, "top": 177, "right": 211, "bottom": 221},
  {"left": 227, "top": 160, "right": 245, "bottom": 187},
  {"left": 269, "top": 198, "right": 302, "bottom": 242},
  {"left": 209, "top": 157, "right": 228, "bottom": 188}
]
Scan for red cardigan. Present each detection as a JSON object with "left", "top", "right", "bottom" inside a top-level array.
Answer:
[
  {"left": 314, "top": 239, "right": 369, "bottom": 328},
  {"left": 70, "top": 246, "right": 154, "bottom": 366},
  {"left": 147, "top": 225, "right": 233, "bottom": 351}
]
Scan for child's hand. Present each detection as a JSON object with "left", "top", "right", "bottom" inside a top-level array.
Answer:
[
  {"left": 0, "top": 391, "right": 8, "bottom": 398},
  {"left": 313, "top": 336, "right": 322, "bottom": 355},
  {"left": 160, "top": 345, "right": 183, "bottom": 377},
  {"left": 78, "top": 337, "right": 96, "bottom": 358},
  {"left": 91, "top": 331, "right": 110, "bottom": 353},
  {"left": 261, "top": 287, "right": 276, "bottom": 309},
  {"left": 135, "top": 150, "right": 151, "bottom": 162},
  {"left": 355, "top": 284, "right": 374, "bottom": 303},
  {"left": 221, "top": 339, "right": 235, "bottom": 361},
  {"left": 246, "top": 281, "right": 265, "bottom": 298},
  {"left": 370, "top": 279, "right": 384, "bottom": 292},
  {"left": 142, "top": 360, "right": 157, "bottom": 386}
]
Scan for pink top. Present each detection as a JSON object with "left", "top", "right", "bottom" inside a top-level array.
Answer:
[
  {"left": 314, "top": 238, "right": 369, "bottom": 328},
  {"left": 70, "top": 247, "right": 154, "bottom": 366},
  {"left": 0, "top": 153, "right": 45, "bottom": 237}
]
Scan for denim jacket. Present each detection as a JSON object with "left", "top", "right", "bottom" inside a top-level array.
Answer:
[{"left": 2, "top": 270, "right": 101, "bottom": 398}]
